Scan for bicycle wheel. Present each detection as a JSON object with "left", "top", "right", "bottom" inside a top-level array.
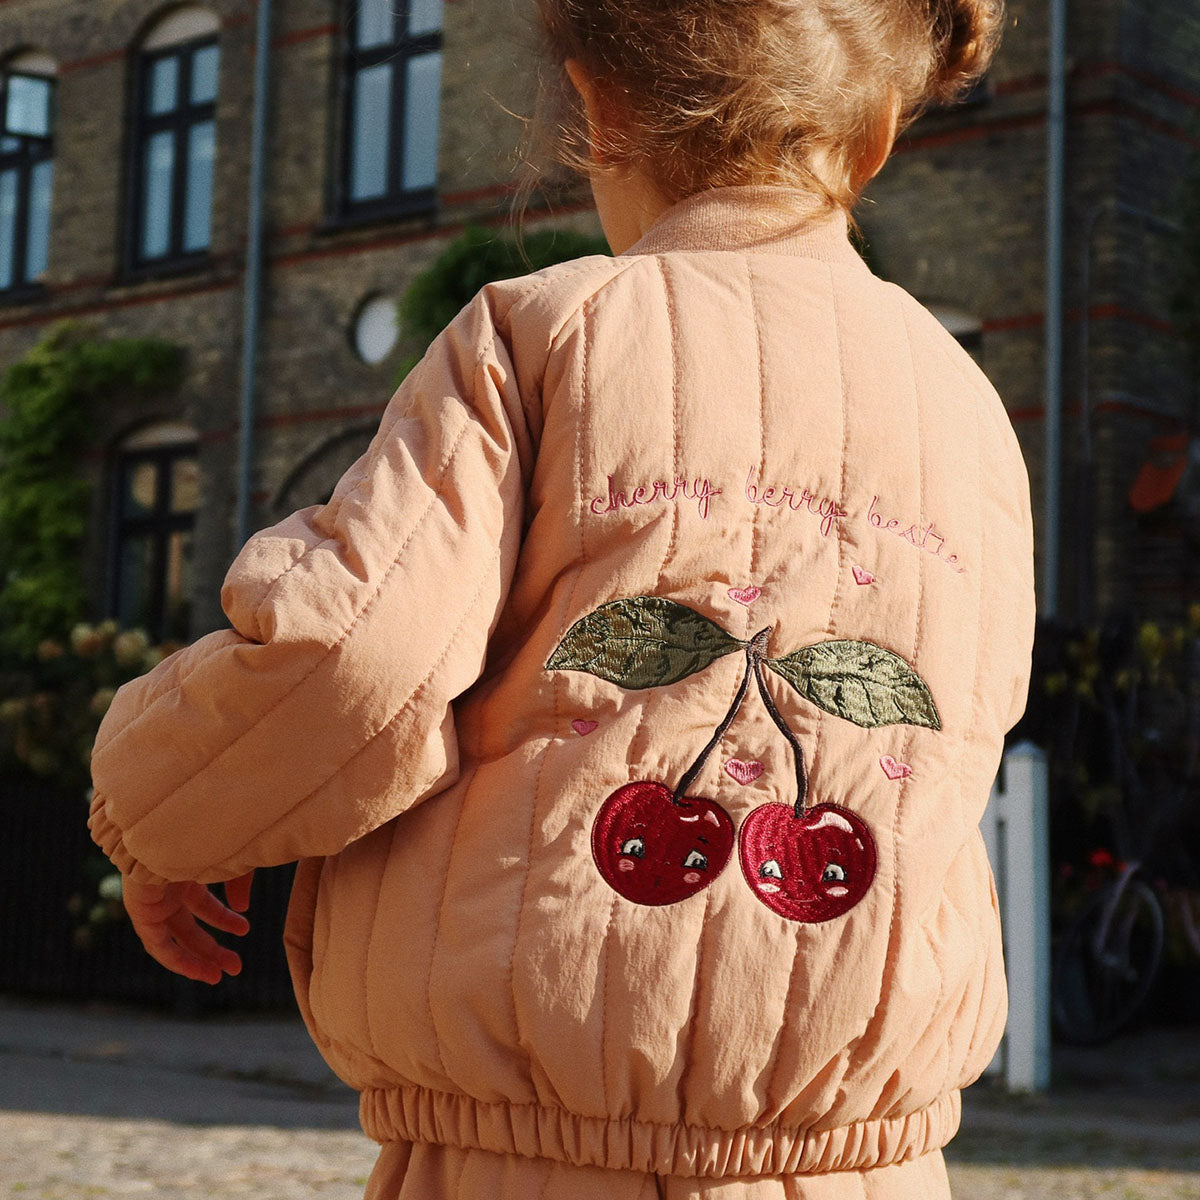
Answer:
[{"left": 1052, "top": 878, "right": 1165, "bottom": 1045}]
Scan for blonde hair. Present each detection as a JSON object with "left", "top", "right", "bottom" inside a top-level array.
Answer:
[{"left": 524, "top": 0, "right": 1004, "bottom": 213}]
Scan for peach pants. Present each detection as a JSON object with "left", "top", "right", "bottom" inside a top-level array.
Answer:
[{"left": 364, "top": 1142, "right": 952, "bottom": 1200}]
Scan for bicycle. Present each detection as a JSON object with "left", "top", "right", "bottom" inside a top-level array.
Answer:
[{"left": 1045, "top": 619, "right": 1200, "bottom": 1045}]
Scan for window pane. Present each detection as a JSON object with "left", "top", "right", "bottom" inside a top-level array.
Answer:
[
  {"left": 147, "top": 55, "right": 180, "bottom": 115},
  {"left": 190, "top": 44, "right": 220, "bottom": 105},
  {"left": 355, "top": 0, "right": 395, "bottom": 49},
  {"left": 0, "top": 169, "right": 17, "bottom": 289},
  {"left": 5, "top": 75, "right": 53, "bottom": 139},
  {"left": 163, "top": 529, "right": 194, "bottom": 642},
  {"left": 140, "top": 130, "right": 175, "bottom": 260},
  {"left": 402, "top": 52, "right": 441, "bottom": 191},
  {"left": 407, "top": 0, "right": 442, "bottom": 37},
  {"left": 170, "top": 456, "right": 199, "bottom": 514},
  {"left": 24, "top": 159, "right": 52, "bottom": 280},
  {"left": 122, "top": 461, "right": 159, "bottom": 520},
  {"left": 183, "top": 120, "right": 215, "bottom": 252},
  {"left": 350, "top": 62, "right": 392, "bottom": 202},
  {"left": 117, "top": 534, "right": 154, "bottom": 631}
]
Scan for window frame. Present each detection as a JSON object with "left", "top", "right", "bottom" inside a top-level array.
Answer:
[
  {"left": 107, "top": 440, "right": 198, "bottom": 642},
  {"left": 337, "top": 0, "right": 443, "bottom": 223},
  {"left": 0, "top": 67, "right": 55, "bottom": 297},
  {"left": 125, "top": 33, "right": 220, "bottom": 276}
]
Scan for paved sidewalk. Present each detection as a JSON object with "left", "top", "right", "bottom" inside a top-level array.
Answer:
[{"left": 1, "top": 996, "right": 1198, "bottom": 1198}]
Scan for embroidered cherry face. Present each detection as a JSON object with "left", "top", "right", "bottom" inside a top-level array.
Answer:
[
  {"left": 738, "top": 802, "right": 876, "bottom": 922},
  {"left": 592, "top": 781, "right": 735, "bottom": 906}
]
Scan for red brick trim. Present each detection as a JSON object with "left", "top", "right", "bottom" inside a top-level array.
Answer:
[
  {"left": 272, "top": 24, "right": 339, "bottom": 49},
  {"left": 60, "top": 47, "right": 126, "bottom": 75},
  {"left": 898, "top": 93, "right": 1200, "bottom": 152},
  {"left": 991, "top": 62, "right": 1200, "bottom": 110},
  {"left": 1009, "top": 399, "right": 1184, "bottom": 428},
  {"left": 0, "top": 276, "right": 238, "bottom": 331},
  {"left": 269, "top": 200, "right": 597, "bottom": 269}
]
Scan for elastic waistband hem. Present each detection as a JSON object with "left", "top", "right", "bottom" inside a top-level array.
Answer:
[{"left": 358, "top": 1086, "right": 962, "bottom": 1178}]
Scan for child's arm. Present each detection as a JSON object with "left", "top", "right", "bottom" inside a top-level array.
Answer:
[{"left": 89, "top": 288, "right": 535, "bottom": 888}]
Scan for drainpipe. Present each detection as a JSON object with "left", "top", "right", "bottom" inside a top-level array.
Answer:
[
  {"left": 1042, "top": 0, "right": 1068, "bottom": 620},
  {"left": 236, "top": 0, "right": 272, "bottom": 550}
]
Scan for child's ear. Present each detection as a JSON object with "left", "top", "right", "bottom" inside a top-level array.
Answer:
[
  {"left": 564, "top": 58, "right": 619, "bottom": 166},
  {"left": 854, "top": 95, "right": 902, "bottom": 187}
]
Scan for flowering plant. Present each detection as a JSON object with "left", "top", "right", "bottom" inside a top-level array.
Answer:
[{"left": 0, "top": 621, "right": 178, "bottom": 936}]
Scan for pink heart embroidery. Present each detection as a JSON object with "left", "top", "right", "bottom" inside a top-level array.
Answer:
[
  {"left": 879, "top": 755, "right": 912, "bottom": 781},
  {"left": 852, "top": 565, "right": 876, "bottom": 586},
  {"left": 571, "top": 719, "right": 599, "bottom": 737},
  {"left": 724, "top": 759, "right": 764, "bottom": 785},
  {"left": 728, "top": 586, "right": 762, "bottom": 606}
]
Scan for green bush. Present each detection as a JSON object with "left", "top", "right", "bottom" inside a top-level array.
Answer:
[
  {"left": 397, "top": 225, "right": 609, "bottom": 377},
  {"left": 0, "top": 324, "right": 183, "bottom": 657}
]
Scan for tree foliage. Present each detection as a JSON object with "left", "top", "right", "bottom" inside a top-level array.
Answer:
[
  {"left": 397, "top": 225, "right": 609, "bottom": 377},
  {"left": 0, "top": 324, "right": 183, "bottom": 657}
]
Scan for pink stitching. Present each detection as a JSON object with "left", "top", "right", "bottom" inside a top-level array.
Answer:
[
  {"left": 589, "top": 473, "right": 722, "bottom": 521},
  {"left": 879, "top": 754, "right": 912, "bottom": 780},
  {"left": 571, "top": 718, "right": 598, "bottom": 736},
  {"left": 727, "top": 585, "right": 762, "bottom": 606},
  {"left": 744, "top": 469, "right": 846, "bottom": 537},
  {"left": 868, "top": 495, "right": 965, "bottom": 573},
  {"left": 724, "top": 758, "right": 764, "bottom": 784}
]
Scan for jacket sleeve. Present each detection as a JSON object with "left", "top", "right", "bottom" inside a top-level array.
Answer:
[{"left": 89, "top": 289, "right": 535, "bottom": 884}]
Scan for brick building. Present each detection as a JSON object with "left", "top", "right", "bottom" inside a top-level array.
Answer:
[{"left": 0, "top": 0, "right": 1195, "bottom": 642}]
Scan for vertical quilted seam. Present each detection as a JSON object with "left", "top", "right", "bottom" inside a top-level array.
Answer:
[
  {"left": 898, "top": 303, "right": 949, "bottom": 1095},
  {"left": 646, "top": 255, "right": 706, "bottom": 1129},
  {"left": 949, "top": 334, "right": 995, "bottom": 1086},
  {"left": 362, "top": 816, "right": 402, "bottom": 1061},
  {"left": 747, "top": 258, "right": 768, "bottom": 629},
  {"left": 424, "top": 764, "right": 483, "bottom": 1081},
  {"left": 761, "top": 263, "right": 850, "bottom": 1112},
  {"left": 507, "top": 297, "right": 593, "bottom": 1112},
  {"left": 857, "top": 286, "right": 929, "bottom": 1118}
]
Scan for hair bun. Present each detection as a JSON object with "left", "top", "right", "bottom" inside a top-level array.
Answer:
[{"left": 926, "top": 0, "right": 1005, "bottom": 104}]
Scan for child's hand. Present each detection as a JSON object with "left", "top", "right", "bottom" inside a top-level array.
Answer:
[{"left": 122, "top": 873, "right": 254, "bottom": 985}]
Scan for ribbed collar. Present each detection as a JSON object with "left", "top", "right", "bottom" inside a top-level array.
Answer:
[{"left": 622, "top": 185, "right": 862, "bottom": 264}]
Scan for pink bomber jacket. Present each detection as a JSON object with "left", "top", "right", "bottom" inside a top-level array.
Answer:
[{"left": 90, "top": 186, "right": 1036, "bottom": 1180}]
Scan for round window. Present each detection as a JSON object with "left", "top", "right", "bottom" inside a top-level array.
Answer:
[{"left": 353, "top": 294, "right": 400, "bottom": 364}]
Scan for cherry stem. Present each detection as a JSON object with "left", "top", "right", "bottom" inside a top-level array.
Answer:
[
  {"left": 671, "top": 634, "right": 760, "bottom": 804},
  {"left": 752, "top": 654, "right": 810, "bottom": 815}
]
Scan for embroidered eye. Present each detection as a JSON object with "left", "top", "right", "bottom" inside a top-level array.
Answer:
[
  {"left": 822, "top": 863, "right": 847, "bottom": 882},
  {"left": 683, "top": 849, "right": 708, "bottom": 870},
  {"left": 759, "top": 859, "right": 783, "bottom": 880},
  {"left": 620, "top": 837, "right": 645, "bottom": 858}
]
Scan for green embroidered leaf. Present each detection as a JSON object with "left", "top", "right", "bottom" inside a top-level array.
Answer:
[
  {"left": 547, "top": 596, "right": 743, "bottom": 689},
  {"left": 767, "top": 640, "right": 942, "bottom": 730}
]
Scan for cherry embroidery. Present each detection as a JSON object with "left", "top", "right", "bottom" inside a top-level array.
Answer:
[
  {"left": 735, "top": 648, "right": 876, "bottom": 923},
  {"left": 546, "top": 596, "right": 940, "bottom": 917},
  {"left": 592, "top": 784, "right": 735, "bottom": 905}
]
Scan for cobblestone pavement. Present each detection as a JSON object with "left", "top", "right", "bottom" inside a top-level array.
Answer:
[{"left": 1, "top": 999, "right": 1197, "bottom": 1199}]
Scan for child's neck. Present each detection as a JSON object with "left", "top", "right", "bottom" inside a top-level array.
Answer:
[{"left": 590, "top": 168, "right": 673, "bottom": 255}]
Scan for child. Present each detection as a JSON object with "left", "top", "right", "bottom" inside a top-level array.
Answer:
[{"left": 90, "top": 0, "right": 1033, "bottom": 1196}]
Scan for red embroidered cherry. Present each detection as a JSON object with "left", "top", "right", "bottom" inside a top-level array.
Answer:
[
  {"left": 738, "top": 802, "right": 877, "bottom": 922},
  {"left": 592, "top": 781, "right": 735, "bottom": 905}
]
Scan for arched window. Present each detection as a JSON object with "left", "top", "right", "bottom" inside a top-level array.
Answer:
[
  {"left": 108, "top": 422, "right": 199, "bottom": 641},
  {"left": 341, "top": 0, "right": 443, "bottom": 219},
  {"left": 128, "top": 7, "right": 220, "bottom": 271},
  {"left": 0, "top": 50, "right": 56, "bottom": 293}
]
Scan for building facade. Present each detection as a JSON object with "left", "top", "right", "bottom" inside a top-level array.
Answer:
[{"left": 0, "top": 0, "right": 1195, "bottom": 643}]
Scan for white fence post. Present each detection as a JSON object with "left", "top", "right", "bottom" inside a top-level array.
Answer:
[{"left": 980, "top": 741, "right": 1052, "bottom": 1091}]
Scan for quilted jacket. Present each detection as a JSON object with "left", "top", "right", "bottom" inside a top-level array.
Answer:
[{"left": 90, "top": 186, "right": 1036, "bottom": 1184}]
